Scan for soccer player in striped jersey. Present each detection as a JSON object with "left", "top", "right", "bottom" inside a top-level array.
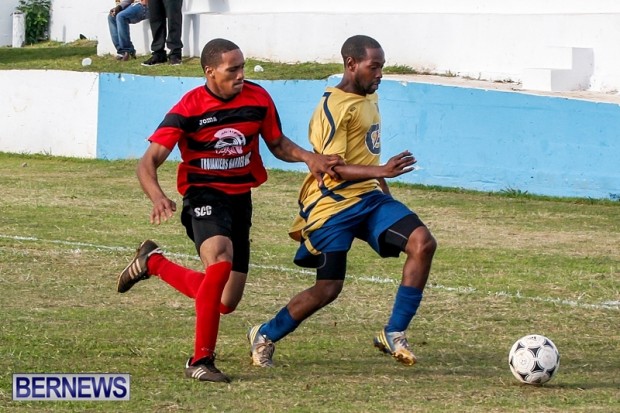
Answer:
[
  {"left": 118, "top": 38, "right": 342, "bottom": 383},
  {"left": 248, "top": 35, "right": 437, "bottom": 368}
]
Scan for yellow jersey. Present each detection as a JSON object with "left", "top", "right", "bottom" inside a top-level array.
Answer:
[{"left": 290, "top": 87, "right": 382, "bottom": 244}]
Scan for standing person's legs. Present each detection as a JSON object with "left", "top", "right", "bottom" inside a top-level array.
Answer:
[
  {"left": 147, "top": 0, "right": 167, "bottom": 60},
  {"left": 163, "top": 0, "right": 184, "bottom": 59}
]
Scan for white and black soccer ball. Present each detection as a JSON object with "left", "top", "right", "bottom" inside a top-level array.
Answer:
[{"left": 508, "top": 334, "right": 560, "bottom": 385}]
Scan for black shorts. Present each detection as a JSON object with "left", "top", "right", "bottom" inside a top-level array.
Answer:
[
  {"left": 314, "top": 214, "right": 425, "bottom": 280},
  {"left": 181, "top": 186, "right": 252, "bottom": 273}
]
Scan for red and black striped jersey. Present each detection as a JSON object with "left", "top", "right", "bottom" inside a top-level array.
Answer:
[{"left": 148, "top": 80, "right": 283, "bottom": 196}]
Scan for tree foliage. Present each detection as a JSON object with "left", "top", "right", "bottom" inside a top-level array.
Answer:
[{"left": 16, "top": 0, "right": 51, "bottom": 45}]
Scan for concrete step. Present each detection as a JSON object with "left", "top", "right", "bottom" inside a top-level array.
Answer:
[{"left": 522, "top": 47, "right": 593, "bottom": 92}]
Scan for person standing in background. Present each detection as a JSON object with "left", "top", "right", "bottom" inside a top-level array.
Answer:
[
  {"left": 142, "top": 0, "right": 183, "bottom": 66},
  {"left": 108, "top": 0, "right": 149, "bottom": 61}
]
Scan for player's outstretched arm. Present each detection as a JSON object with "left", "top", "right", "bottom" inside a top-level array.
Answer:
[
  {"left": 265, "top": 135, "right": 343, "bottom": 187},
  {"left": 136, "top": 142, "right": 177, "bottom": 225},
  {"left": 333, "top": 150, "right": 416, "bottom": 182}
]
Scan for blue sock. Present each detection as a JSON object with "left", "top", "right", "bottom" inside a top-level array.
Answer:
[
  {"left": 259, "top": 307, "right": 300, "bottom": 342},
  {"left": 385, "top": 285, "right": 423, "bottom": 333}
]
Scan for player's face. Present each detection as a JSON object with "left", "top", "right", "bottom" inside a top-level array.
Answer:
[
  {"left": 205, "top": 49, "right": 245, "bottom": 100},
  {"left": 353, "top": 47, "right": 385, "bottom": 95}
]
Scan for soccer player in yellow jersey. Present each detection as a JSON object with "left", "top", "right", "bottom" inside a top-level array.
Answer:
[{"left": 248, "top": 35, "right": 437, "bottom": 367}]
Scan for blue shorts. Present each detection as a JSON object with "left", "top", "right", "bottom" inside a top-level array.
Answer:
[{"left": 293, "top": 190, "right": 421, "bottom": 267}]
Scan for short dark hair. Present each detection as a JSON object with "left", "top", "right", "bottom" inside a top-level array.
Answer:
[
  {"left": 200, "top": 38, "right": 240, "bottom": 70},
  {"left": 340, "top": 35, "right": 382, "bottom": 63}
]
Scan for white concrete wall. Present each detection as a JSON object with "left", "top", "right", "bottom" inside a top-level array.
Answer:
[
  {"left": 0, "top": 1, "right": 21, "bottom": 46},
  {"left": 48, "top": 0, "right": 96, "bottom": 43},
  {"left": 184, "top": 0, "right": 620, "bottom": 14},
  {"left": 0, "top": 70, "right": 99, "bottom": 158},
  {"left": 4, "top": 0, "right": 620, "bottom": 92},
  {"left": 180, "top": 11, "right": 620, "bottom": 93}
]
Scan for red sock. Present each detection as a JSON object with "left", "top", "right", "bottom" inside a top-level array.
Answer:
[
  {"left": 193, "top": 261, "right": 232, "bottom": 362},
  {"left": 219, "top": 303, "right": 235, "bottom": 314},
  {"left": 148, "top": 254, "right": 237, "bottom": 312},
  {"left": 147, "top": 253, "right": 203, "bottom": 299}
]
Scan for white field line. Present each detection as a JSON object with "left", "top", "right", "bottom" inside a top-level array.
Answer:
[{"left": 1, "top": 234, "right": 618, "bottom": 311}]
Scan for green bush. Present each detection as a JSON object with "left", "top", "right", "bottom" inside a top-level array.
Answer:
[{"left": 16, "top": 0, "right": 51, "bottom": 45}]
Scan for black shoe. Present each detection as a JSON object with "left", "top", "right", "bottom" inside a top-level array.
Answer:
[
  {"left": 185, "top": 356, "right": 230, "bottom": 383},
  {"left": 169, "top": 55, "right": 182, "bottom": 66},
  {"left": 120, "top": 51, "right": 136, "bottom": 62},
  {"left": 141, "top": 54, "right": 167, "bottom": 66},
  {"left": 117, "top": 240, "right": 162, "bottom": 293}
]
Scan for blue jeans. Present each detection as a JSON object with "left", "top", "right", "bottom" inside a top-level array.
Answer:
[{"left": 108, "top": 3, "right": 149, "bottom": 55}]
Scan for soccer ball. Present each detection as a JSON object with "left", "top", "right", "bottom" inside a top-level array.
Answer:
[{"left": 508, "top": 334, "right": 560, "bottom": 385}]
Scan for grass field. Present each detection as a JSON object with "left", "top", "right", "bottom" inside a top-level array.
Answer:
[
  {"left": 0, "top": 40, "right": 416, "bottom": 80},
  {"left": 0, "top": 152, "right": 618, "bottom": 412}
]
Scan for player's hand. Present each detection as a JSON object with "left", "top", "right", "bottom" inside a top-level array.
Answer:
[
  {"left": 150, "top": 196, "right": 176, "bottom": 225},
  {"left": 382, "top": 150, "right": 416, "bottom": 178},
  {"left": 307, "top": 153, "right": 344, "bottom": 187},
  {"left": 110, "top": 5, "right": 122, "bottom": 16}
]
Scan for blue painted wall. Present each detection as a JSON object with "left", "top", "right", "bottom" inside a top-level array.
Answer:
[
  {"left": 97, "top": 73, "right": 620, "bottom": 200},
  {"left": 97, "top": 73, "right": 204, "bottom": 160},
  {"left": 377, "top": 80, "right": 620, "bottom": 199}
]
